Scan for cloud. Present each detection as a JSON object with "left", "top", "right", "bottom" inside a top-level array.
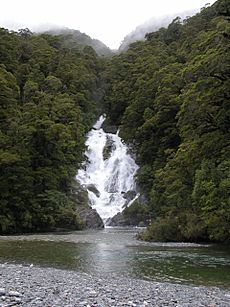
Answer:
[
  {"left": 119, "top": 9, "right": 197, "bottom": 52},
  {"left": 0, "top": 0, "right": 216, "bottom": 49}
]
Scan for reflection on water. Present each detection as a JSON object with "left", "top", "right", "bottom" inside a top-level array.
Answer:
[{"left": 0, "top": 228, "right": 229, "bottom": 287}]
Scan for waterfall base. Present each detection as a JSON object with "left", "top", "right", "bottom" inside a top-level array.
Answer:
[{"left": 76, "top": 115, "right": 139, "bottom": 225}]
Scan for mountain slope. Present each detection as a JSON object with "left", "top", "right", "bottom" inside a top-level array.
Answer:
[
  {"left": 103, "top": 0, "right": 230, "bottom": 243},
  {"left": 46, "top": 28, "right": 113, "bottom": 56},
  {"left": 0, "top": 27, "right": 105, "bottom": 233},
  {"left": 118, "top": 9, "right": 197, "bottom": 52}
]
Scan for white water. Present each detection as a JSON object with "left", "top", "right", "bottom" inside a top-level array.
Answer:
[{"left": 76, "top": 115, "right": 139, "bottom": 223}]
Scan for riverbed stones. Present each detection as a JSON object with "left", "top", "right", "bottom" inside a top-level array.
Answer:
[
  {"left": 0, "top": 288, "right": 6, "bottom": 296},
  {"left": 0, "top": 263, "right": 229, "bottom": 307},
  {"left": 8, "top": 290, "right": 22, "bottom": 297}
]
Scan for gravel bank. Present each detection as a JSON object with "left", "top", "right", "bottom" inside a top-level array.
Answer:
[{"left": 0, "top": 263, "right": 230, "bottom": 307}]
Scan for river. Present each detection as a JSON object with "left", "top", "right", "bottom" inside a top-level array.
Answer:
[
  {"left": 1, "top": 116, "right": 229, "bottom": 289},
  {"left": 0, "top": 227, "right": 229, "bottom": 288}
]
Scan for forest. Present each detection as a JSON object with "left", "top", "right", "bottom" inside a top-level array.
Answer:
[
  {"left": 0, "top": 0, "right": 229, "bottom": 242},
  {"left": 0, "top": 27, "right": 104, "bottom": 233},
  {"left": 103, "top": 0, "right": 230, "bottom": 243}
]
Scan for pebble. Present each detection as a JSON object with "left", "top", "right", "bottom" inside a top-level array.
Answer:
[
  {"left": 8, "top": 290, "right": 22, "bottom": 297},
  {"left": 0, "top": 263, "right": 229, "bottom": 306},
  {"left": 0, "top": 288, "right": 6, "bottom": 296}
]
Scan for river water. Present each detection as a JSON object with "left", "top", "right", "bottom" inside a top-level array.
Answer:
[
  {"left": 1, "top": 118, "right": 229, "bottom": 288},
  {"left": 0, "top": 228, "right": 230, "bottom": 288}
]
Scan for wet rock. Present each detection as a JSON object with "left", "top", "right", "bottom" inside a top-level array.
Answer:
[
  {"left": 107, "top": 199, "right": 149, "bottom": 227},
  {"left": 106, "top": 211, "right": 148, "bottom": 227},
  {"left": 122, "top": 190, "right": 137, "bottom": 206},
  {"left": 103, "top": 135, "right": 114, "bottom": 160},
  {"left": 76, "top": 206, "right": 104, "bottom": 229},
  {"left": 122, "top": 190, "right": 136, "bottom": 201},
  {"left": 73, "top": 182, "right": 103, "bottom": 229},
  {"left": 106, "top": 212, "right": 127, "bottom": 227},
  {"left": 101, "top": 119, "right": 118, "bottom": 134},
  {"left": 0, "top": 288, "right": 6, "bottom": 296},
  {"left": 86, "top": 184, "right": 100, "bottom": 198},
  {"left": 8, "top": 290, "right": 22, "bottom": 297}
]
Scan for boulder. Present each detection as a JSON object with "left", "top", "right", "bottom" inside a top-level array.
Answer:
[
  {"left": 106, "top": 210, "right": 148, "bottom": 227},
  {"left": 76, "top": 206, "right": 104, "bottom": 229},
  {"left": 122, "top": 190, "right": 137, "bottom": 206},
  {"left": 106, "top": 199, "right": 149, "bottom": 227},
  {"left": 101, "top": 119, "right": 118, "bottom": 134},
  {"left": 106, "top": 212, "right": 127, "bottom": 227},
  {"left": 103, "top": 136, "right": 114, "bottom": 160},
  {"left": 122, "top": 190, "right": 136, "bottom": 200},
  {"left": 86, "top": 184, "right": 100, "bottom": 198},
  {"left": 73, "top": 181, "right": 104, "bottom": 229}
]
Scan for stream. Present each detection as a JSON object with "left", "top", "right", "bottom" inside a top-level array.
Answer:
[
  {"left": 0, "top": 228, "right": 230, "bottom": 288},
  {"left": 1, "top": 117, "right": 229, "bottom": 290}
]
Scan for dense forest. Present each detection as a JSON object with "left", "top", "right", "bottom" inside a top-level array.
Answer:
[
  {"left": 0, "top": 0, "right": 229, "bottom": 243},
  {"left": 46, "top": 28, "right": 113, "bottom": 56},
  {"left": 103, "top": 0, "right": 230, "bottom": 243},
  {"left": 0, "top": 28, "right": 104, "bottom": 233}
]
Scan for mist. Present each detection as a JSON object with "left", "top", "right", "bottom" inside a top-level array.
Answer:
[
  {"left": 118, "top": 9, "right": 199, "bottom": 52},
  {"left": 28, "top": 8, "right": 203, "bottom": 54}
]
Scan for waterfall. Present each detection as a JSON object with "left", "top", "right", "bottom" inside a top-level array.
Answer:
[{"left": 76, "top": 115, "right": 139, "bottom": 224}]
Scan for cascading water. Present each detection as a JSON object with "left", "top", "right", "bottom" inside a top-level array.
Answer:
[{"left": 76, "top": 115, "right": 139, "bottom": 225}]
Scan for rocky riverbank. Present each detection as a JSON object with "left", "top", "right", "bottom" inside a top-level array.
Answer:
[{"left": 0, "top": 263, "right": 229, "bottom": 307}]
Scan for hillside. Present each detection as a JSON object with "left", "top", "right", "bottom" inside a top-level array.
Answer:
[
  {"left": 0, "top": 27, "right": 105, "bottom": 233},
  {"left": 102, "top": 0, "right": 230, "bottom": 243},
  {"left": 46, "top": 28, "right": 113, "bottom": 56},
  {"left": 118, "top": 9, "right": 197, "bottom": 52},
  {"left": 0, "top": 0, "right": 229, "bottom": 243}
]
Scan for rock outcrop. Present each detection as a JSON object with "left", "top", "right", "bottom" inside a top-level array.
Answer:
[
  {"left": 103, "top": 136, "right": 114, "bottom": 160},
  {"left": 106, "top": 212, "right": 127, "bottom": 227},
  {"left": 106, "top": 198, "right": 149, "bottom": 227},
  {"left": 73, "top": 181, "right": 104, "bottom": 229},
  {"left": 85, "top": 184, "right": 100, "bottom": 198},
  {"left": 101, "top": 119, "right": 118, "bottom": 134},
  {"left": 76, "top": 206, "right": 104, "bottom": 229}
]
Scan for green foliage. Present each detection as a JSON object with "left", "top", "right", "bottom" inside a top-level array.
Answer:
[
  {"left": 44, "top": 28, "right": 113, "bottom": 57},
  {"left": 192, "top": 159, "right": 230, "bottom": 242},
  {"left": 138, "top": 217, "right": 184, "bottom": 242},
  {"left": 1, "top": 0, "right": 229, "bottom": 241},
  {"left": 0, "top": 28, "right": 104, "bottom": 233},
  {"left": 103, "top": 0, "right": 230, "bottom": 243},
  {"left": 123, "top": 201, "right": 150, "bottom": 226}
]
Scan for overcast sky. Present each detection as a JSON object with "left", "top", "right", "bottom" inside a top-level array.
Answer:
[{"left": 1, "top": 0, "right": 216, "bottom": 49}]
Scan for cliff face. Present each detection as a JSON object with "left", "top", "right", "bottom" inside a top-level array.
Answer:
[{"left": 73, "top": 183, "right": 104, "bottom": 229}]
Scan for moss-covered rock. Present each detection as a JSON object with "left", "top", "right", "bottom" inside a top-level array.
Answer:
[{"left": 107, "top": 200, "right": 150, "bottom": 227}]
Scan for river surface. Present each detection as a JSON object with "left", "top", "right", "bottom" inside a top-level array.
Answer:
[{"left": 0, "top": 227, "right": 229, "bottom": 288}]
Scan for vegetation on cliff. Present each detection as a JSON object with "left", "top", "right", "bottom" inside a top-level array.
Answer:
[
  {"left": 1, "top": 0, "right": 229, "bottom": 243},
  {"left": 0, "top": 27, "right": 104, "bottom": 233},
  {"left": 103, "top": 0, "right": 230, "bottom": 243}
]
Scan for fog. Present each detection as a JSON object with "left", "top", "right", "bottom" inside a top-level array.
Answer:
[
  {"left": 0, "top": 0, "right": 216, "bottom": 49},
  {"left": 119, "top": 9, "right": 197, "bottom": 52}
]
